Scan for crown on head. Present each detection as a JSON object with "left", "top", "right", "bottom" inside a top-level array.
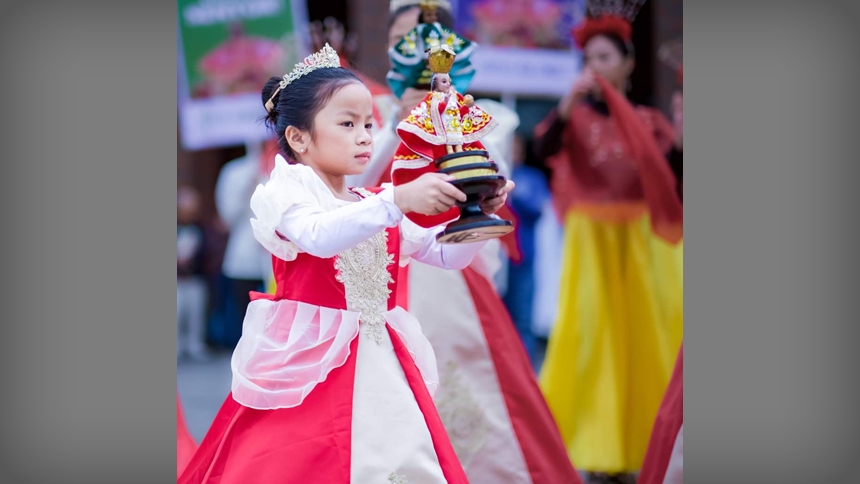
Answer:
[
  {"left": 265, "top": 43, "right": 341, "bottom": 113},
  {"left": 279, "top": 42, "right": 341, "bottom": 89},
  {"left": 426, "top": 38, "right": 456, "bottom": 73},
  {"left": 389, "top": 0, "right": 451, "bottom": 13},
  {"left": 586, "top": 0, "right": 648, "bottom": 22},
  {"left": 573, "top": 0, "right": 647, "bottom": 47},
  {"left": 419, "top": 0, "right": 450, "bottom": 13}
]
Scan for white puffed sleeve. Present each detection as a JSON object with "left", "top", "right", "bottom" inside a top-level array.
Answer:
[{"left": 250, "top": 156, "right": 404, "bottom": 261}]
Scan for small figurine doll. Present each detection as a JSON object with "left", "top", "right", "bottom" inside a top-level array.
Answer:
[
  {"left": 394, "top": 41, "right": 497, "bottom": 161},
  {"left": 431, "top": 72, "right": 475, "bottom": 154},
  {"left": 390, "top": 40, "right": 512, "bottom": 241}
]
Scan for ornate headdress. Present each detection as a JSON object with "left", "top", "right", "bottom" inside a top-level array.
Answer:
[
  {"left": 387, "top": 15, "right": 474, "bottom": 98},
  {"left": 426, "top": 39, "right": 457, "bottom": 74},
  {"left": 389, "top": 0, "right": 451, "bottom": 13},
  {"left": 572, "top": 0, "right": 648, "bottom": 49},
  {"left": 265, "top": 43, "right": 341, "bottom": 113},
  {"left": 658, "top": 38, "right": 683, "bottom": 85}
]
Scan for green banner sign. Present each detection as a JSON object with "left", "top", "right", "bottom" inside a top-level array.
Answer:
[{"left": 178, "top": 0, "right": 308, "bottom": 149}]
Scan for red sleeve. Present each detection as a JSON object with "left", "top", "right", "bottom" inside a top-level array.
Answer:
[
  {"left": 599, "top": 77, "right": 682, "bottom": 244},
  {"left": 647, "top": 108, "right": 676, "bottom": 155}
]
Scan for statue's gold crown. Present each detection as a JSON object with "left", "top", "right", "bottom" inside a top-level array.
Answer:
[{"left": 426, "top": 39, "right": 456, "bottom": 74}]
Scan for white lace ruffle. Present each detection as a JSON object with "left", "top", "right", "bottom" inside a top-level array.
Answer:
[
  {"left": 249, "top": 155, "right": 340, "bottom": 261},
  {"left": 231, "top": 298, "right": 439, "bottom": 410}
]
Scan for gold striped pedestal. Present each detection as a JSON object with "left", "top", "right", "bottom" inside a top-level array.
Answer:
[{"left": 435, "top": 150, "right": 514, "bottom": 244}]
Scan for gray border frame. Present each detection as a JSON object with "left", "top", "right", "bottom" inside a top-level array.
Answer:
[{"left": 1, "top": 0, "right": 859, "bottom": 482}]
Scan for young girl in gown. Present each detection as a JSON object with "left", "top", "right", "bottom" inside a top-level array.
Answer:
[
  {"left": 335, "top": 4, "right": 583, "bottom": 483},
  {"left": 178, "top": 44, "right": 512, "bottom": 484}
]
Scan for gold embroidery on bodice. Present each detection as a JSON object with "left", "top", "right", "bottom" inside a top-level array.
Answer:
[{"left": 334, "top": 188, "right": 395, "bottom": 344}]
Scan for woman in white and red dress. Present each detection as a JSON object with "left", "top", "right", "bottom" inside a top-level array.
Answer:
[
  {"left": 334, "top": 3, "right": 584, "bottom": 483},
  {"left": 179, "top": 44, "right": 512, "bottom": 483}
]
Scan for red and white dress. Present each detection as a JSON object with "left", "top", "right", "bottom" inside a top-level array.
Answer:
[
  {"left": 179, "top": 155, "right": 487, "bottom": 483},
  {"left": 344, "top": 95, "right": 582, "bottom": 483}
]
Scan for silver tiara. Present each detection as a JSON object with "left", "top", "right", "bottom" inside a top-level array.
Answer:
[{"left": 265, "top": 43, "right": 341, "bottom": 113}]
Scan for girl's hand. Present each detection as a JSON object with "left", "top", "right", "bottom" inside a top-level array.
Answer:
[
  {"left": 480, "top": 180, "right": 515, "bottom": 215},
  {"left": 394, "top": 173, "right": 467, "bottom": 216}
]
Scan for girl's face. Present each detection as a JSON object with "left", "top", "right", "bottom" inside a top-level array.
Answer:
[
  {"left": 583, "top": 35, "right": 633, "bottom": 88},
  {"left": 301, "top": 82, "right": 375, "bottom": 177}
]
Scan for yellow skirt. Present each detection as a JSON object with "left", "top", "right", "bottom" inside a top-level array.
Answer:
[{"left": 539, "top": 208, "right": 683, "bottom": 473}]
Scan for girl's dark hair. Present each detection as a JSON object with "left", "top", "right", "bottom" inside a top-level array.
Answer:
[
  {"left": 262, "top": 67, "right": 362, "bottom": 160},
  {"left": 593, "top": 32, "right": 634, "bottom": 58}
]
